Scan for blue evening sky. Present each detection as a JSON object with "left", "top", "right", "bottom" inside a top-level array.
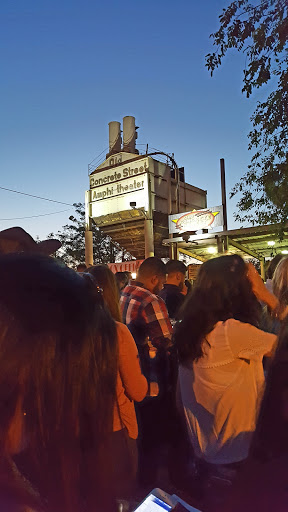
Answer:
[{"left": 0, "top": 0, "right": 268, "bottom": 241}]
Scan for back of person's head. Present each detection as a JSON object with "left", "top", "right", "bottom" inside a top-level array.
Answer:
[
  {"left": 193, "top": 254, "right": 252, "bottom": 305},
  {"left": 165, "top": 260, "right": 187, "bottom": 276},
  {"left": 266, "top": 254, "right": 284, "bottom": 280},
  {"left": 137, "top": 257, "right": 167, "bottom": 294},
  {"left": 0, "top": 253, "right": 118, "bottom": 512},
  {"left": 137, "top": 257, "right": 166, "bottom": 279},
  {"left": 165, "top": 260, "right": 187, "bottom": 290},
  {"left": 272, "top": 257, "right": 288, "bottom": 307},
  {"left": 87, "top": 264, "right": 121, "bottom": 322},
  {"left": 125, "top": 271, "right": 132, "bottom": 281},
  {"left": 76, "top": 262, "right": 87, "bottom": 273},
  {"left": 175, "top": 255, "right": 260, "bottom": 363},
  {"left": 115, "top": 271, "right": 129, "bottom": 291}
]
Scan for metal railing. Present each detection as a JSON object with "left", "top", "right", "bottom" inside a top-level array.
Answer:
[{"left": 88, "top": 144, "right": 175, "bottom": 175}]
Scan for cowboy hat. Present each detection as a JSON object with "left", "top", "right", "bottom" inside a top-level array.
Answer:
[{"left": 0, "top": 227, "right": 61, "bottom": 255}]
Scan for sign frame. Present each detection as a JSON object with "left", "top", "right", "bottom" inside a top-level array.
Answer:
[{"left": 169, "top": 205, "right": 224, "bottom": 234}]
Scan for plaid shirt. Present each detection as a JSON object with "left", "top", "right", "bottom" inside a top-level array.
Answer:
[{"left": 120, "top": 281, "right": 172, "bottom": 349}]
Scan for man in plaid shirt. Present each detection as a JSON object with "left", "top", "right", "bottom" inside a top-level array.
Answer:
[{"left": 120, "top": 257, "right": 172, "bottom": 389}]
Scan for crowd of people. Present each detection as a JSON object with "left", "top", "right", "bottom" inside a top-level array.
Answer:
[{"left": 0, "top": 226, "right": 288, "bottom": 511}]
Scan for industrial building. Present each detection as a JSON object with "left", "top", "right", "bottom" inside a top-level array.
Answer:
[{"left": 85, "top": 116, "right": 207, "bottom": 263}]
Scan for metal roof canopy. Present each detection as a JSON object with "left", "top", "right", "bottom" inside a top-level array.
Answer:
[
  {"left": 162, "top": 224, "right": 288, "bottom": 265},
  {"left": 95, "top": 209, "right": 170, "bottom": 260}
]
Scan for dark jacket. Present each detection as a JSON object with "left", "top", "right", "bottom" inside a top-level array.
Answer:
[{"left": 159, "top": 284, "right": 185, "bottom": 321}]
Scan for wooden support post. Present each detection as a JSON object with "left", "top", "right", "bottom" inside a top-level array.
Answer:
[
  {"left": 217, "top": 236, "right": 223, "bottom": 254},
  {"left": 144, "top": 219, "right": 154, "bottom": 258},
  {"left": 225, "top": 235, "right": 229, "bottom": 253},
  {"left": 85, "top": 231, "right": 93, "bottom": 266},
  {"left": 171, "top": 242, "right": 178, "bottom": 260},
  {"left": 260, "top": 259, "right": 265, "bottom": 280},
  {"left": 220, "top": 159, "right": 228, "bottom": 251}
]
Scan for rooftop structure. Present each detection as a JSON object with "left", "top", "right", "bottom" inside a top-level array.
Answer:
[{"left": 85, "top": 116, "right": 207, "bottom": 262}]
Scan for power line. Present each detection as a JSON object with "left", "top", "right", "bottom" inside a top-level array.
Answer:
[
  {"left": 0, "top": 209, "right": 72, "bottom": 221},
  {"left": 0, "top": 186, "right": 74, "bottom": 206}
]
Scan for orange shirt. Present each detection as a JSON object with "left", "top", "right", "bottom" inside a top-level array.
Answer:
[{"left": 113, "top": 322, "right": 148, "bottom": 439}]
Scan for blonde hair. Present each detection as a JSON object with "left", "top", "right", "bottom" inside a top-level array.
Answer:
[
  {"left": 87, "top": 264, "right": 121, "bottom": 322},
  {"left": 272, "top": 257, "right": 288, "bottom": 306}
]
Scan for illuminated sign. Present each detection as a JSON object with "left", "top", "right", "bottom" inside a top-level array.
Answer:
[
  {"left": 90, "top": 160, "right": 148, "bottom": 188},
  {"left": 91, "top": 175, "right": 146, "bottom": 202},
  {"left": 89, "top": 157, "right": 150, "bottom": 219},
  {"left": 169, "top": 206, "right": 223, "bottom": 234}
]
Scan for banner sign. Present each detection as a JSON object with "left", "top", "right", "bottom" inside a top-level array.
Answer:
[
  {"left": 108, "top": 260, "right": 144, "bottom": 274},
  {"left": 169, "top": 205, "right": 224, "bottom": 234},
  {"left": 90, "top": 159, "right": 148, "bottom": 189},
  {"left": 90, "top": 158, "right": 149, "bottom": 218}
]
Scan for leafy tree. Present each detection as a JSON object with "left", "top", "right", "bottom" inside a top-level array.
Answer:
[
  {"left": 49, "top": 203, "right": 129, "bottom": 267},
  {"left": 206, "top": 0, "right": 288, "bottom": 234}
]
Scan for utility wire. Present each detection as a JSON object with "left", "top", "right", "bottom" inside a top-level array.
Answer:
[
  {"left": 0, "top": 209, "right": 72, "bottom": 221},
  {"left": 0, "top": 186, "right": 74, "bottom": 206}
]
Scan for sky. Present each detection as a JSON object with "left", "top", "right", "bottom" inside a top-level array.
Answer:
[{"left": 0, "top": 0, "right": 268, "bottom": 241}]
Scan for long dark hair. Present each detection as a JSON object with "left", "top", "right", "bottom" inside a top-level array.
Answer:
[
  {"left": 0, "top": 253, "right": 118, "bottom": 512},
  {"left": 175, "top": 255, "right": 260, "bottom": 364},
  {"left": 272, "top": 257, "right": 288, "bottom": 308},
  {"left": 87, "top": 264, "right": 121, "bottom": 322}
]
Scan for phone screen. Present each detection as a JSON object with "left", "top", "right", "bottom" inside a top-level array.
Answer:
[{"left": 134, "top": 493, "right": 172, "bottom": 511}]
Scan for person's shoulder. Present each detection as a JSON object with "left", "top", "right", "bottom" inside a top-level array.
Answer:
[
  {"left": 131, "top": 290, "right": 165, "bottom": 315},
  {"left": 116, "top": 321, "right": 131, "bottom": 337},
  {"left": 121, "top": 283, "right": 137, "bottom": 295},
  {"left": 169, "top": 284, "right": 180, "bottom": 293},
  {"left": 121, "top": 284, "right": 143, "bottom": 302},
  {"left": 133, "top": 286, "right": 160, "bottom": 303},
  {"left": 210, "top": 319, "right": 258, "bottom": 337},
  {"left": 122, "top": 283, "right": 165, "bottom": 307},
  {"left": 225, "top": 318, "right": 276, "bottom": 337},
  {"left": 225, "top": 318, "right": 245, "bottom": 328},
  {"left": 147, "top": 291, "right": 166, "bottom": 306},
  {"left": 115, "top": 322, "right": 138, "bottom": 354},
  {"left": 122, "top": 282, "right": 146, "bottom": 296},
  {"left": 223, "top": 318, "right": 257, "bottom": 331}
]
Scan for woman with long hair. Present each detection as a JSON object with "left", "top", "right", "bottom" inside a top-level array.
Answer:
[
  {"left": 87, "top": 264, "right": 121, "bottom": 321},
  {"left": 272, "top": 257, "right": 288, "bottom": 310},
  {"left": 261, "top": 257, "right": 288, "bottom": 334},
  {"left": 0, "top": 253, "right": 141, "bottom": 512},
  {"left": 174, "top": 255, "right": 278, "bottom": 467},
  {"left": 86, "top": 264, "right": 148, "bottom": 496}
]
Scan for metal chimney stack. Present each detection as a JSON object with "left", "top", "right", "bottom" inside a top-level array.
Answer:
[
  {"left": 107, "top": 121, "right": 122, "bottom": 158},
  {"left": 122, "top": 116, "right": 139, "bottom": 154}
]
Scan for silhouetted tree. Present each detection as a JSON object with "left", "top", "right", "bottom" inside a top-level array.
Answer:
[
  {"left": 49, "top": 203, "right": 129, "bottom": 267},
  {"left": 206, "top": 0, "right": 288, "bottom": 234}
]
